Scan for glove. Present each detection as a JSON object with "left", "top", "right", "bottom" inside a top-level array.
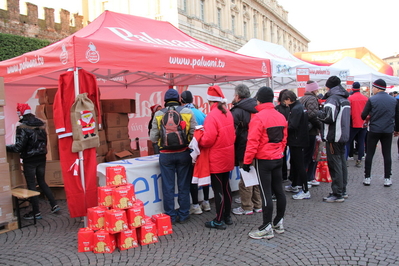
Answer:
[{"left": 242, "top": 164, "right": 251, "bottom": 172}]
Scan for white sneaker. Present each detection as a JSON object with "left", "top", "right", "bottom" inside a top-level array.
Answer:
[
  {"left": 273, "top": 218, "right": 284, "bottom": 234},
  {"left": 308, "top": 180, "right": 320, "bottom": 186},
  {"left": 363, "top": 177, "right": 371, "bottom": 186},
  {"left": 292, "top": 191, "right": 311, "bottom": 200},
  {"left": 284, "top": 185, "right": 299, "bottom": 193},
  {"left": 234, "top": 197, "right": 241, "bottom": 204},
  {"left": 232, "top": 207, "right": 253, "bottom": 215},
  {"left": 253, "top": 208, "right": 262, "bottom": 213},
  {"left": 189, "top": 204, "right": 203, "bottom": 215},
  {"left": 248, "top": 224, "right": 274, "bottom": 239},
  {"left": 384, "top": 178, "right": 392, "bottom": 187},
  {"left": 201, "top": 200, "right": 211, "bottom": 211}
]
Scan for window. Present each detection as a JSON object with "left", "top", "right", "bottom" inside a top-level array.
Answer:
[
  {"left": 253, "top": 15, "right": 257, "bottom": 38},
  {"left": 200, "top": 0, "right": 205, "bottom": 21},
  {"left": 232, "top": 15, "right": 235, "bottom": 34},
  {"left": 183, "top": 0, "right": 187, "bottom": 12},
  {"left": 217, "top": 8, "right": 222, "bottom": 28},
  {"left": 244, "top": 21, "right": 247, "bottom": 39}
]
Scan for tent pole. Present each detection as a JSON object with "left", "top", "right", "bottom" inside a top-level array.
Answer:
[{"left": 74, "top": 68, "right": 87, "bottom": 227}]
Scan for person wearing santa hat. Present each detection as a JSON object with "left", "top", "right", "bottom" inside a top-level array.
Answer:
[
  {"left": 7, "top": 103, "right": 60, "bottom": 220},
  {"left": 199, "top": 85, "right": 235, "bottom": 230}
]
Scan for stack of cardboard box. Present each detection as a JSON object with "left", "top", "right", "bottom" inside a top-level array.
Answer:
[
  {"left": 0, "top": 77, "right": 15, "bottom": 226},
  {"left": 100, "top": 99, "right": 140, "bottom": 161}
]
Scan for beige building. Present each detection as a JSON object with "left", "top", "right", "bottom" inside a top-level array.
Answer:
[
  {"left": 82, "top": 0, "right": 309, "bottom": 54},
  {"left": 383, "top": 55, "right": 399, "bottom": 77}
]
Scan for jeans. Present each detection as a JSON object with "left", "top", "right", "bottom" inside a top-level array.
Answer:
[
  {"left": 364, "top": 132, "right": 392, "bottom": 179},
  {"left": 346, "top": 127, "right": 367, "bottom": 160},
  {"left": 159, "top": 150, "right": 192, "bottom": 222},
  {"left": 23, "top": 160, "right": 57, "bottom": 214},
  {"left": 256, "top": 158, "right": 286, "bottom": 228},
  {"left": 326, "top": 142, "right": 348, "bottom": 197}
]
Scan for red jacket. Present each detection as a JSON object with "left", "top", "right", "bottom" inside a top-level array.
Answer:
[
  {"left": 348, "top": 91, "right": 368, "bottom": 128},
  {"left": 244, "top": 103, "right": 287, "bottom": 164},
  {"left": 199, "top": 103, "right": 235, "bottom": 173}
]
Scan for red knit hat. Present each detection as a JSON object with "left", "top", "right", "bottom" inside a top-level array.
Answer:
[
  {"left": 207, "top": 85, "right": 226, "bottom": 103},
  {"left": 16, "top": 103, "right": 31, "bottom": 117}
]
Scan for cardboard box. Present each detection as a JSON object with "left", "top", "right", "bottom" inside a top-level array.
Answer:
[
  {"left": 96, "top": 130, "right": 108, "bottom": 156},
  {"left": 107, "top": 139, "right": 131, "bottom": 153},
  {"left": 0, "top": 77, "right": 5, "bottom": 106},
  {"left": 0, "top": 163, "right": 11, "bottom": 193},
  {"left": 105, "top": 127, "right": 129, "bottom": 142},
  {"left": 115, "top": 150, "right": 140, "bottom": 159},
  {"left": 37, "top": 88, "right": 57, "bottom": 105},
  {"left": 0, "top": 135, "right": 6, "bottom": 164},
  {"left": 96, "top": 156, "right": 105, "bottom": 164},
  {"left": 47, "top": 133, "right": 59, "bottom": 161},
  {"left": 45, "top": 160, "right": 63, "bottom": 186},
  {"left": 50, "top": 187, "right": 66, "bottom": 200},
  {"left": 45, "top": 119, "right": 56, "bottom": 134},
  {"left": 6, "top": 151, "right": 25, "bottom": 188},
  {"left": 0, "top": 191, "right": 13, "bottom": 223},
  {"left": 35, "top": 104, "right": 53, "bottom": 119},
  {"left": 0, "top": 106, "right": 5, "bottom": 136},
  {"left": 103, "top": 113, "right": 129, "bottom": 128},
  {"left": 101, "top": 99, "right": 135, "bottom": 113}
]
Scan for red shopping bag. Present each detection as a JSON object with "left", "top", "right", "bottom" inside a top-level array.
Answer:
[{"left": 315, "top": 161, "right": 332, "bottom": 183}]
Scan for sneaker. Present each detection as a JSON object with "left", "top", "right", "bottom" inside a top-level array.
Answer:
[
  {"left": 201, "top": 200, "right": 211, "bottom": 212},
  {"left": 384, "top": 178, "right": 392, "bottom": 187},
  {"left": 189, "top": 204, "right": 203, "bottom": 215},
  {"left": 325, "top": 195, "right": 345, "bottom": 203},
  {"left": 355, "top": 160, "right": 362, "bottom": 168},
  {"left": 324, "top": 193, "right": 347, "bottom": 201},
  {"left": 248, "top": 224, "right": 274, "bottom": 239},
  {"left": 323, "top": 193, "right": 333, "bottom": 201},
  {"left": 51, "top": 205, "right": 61, "bottom": 213},
  {"left": 178, "top": 216, "right": 190, "bottom": 224},
  {"left": 253, "top": 208, "right": 262, "bottom": 213},
  {"left": 273, "top": 218, "right": 284, "bottom": 234},
  {"left": 292, "top": 191, "right": 311, "bottom": 200},
  {"left": 342, "top": 192, "right": 349, "bottom": 199},
  {"left": 308, "top": 180, "right": 320, "bottom": 186},
  {"left": 205, "top": 220, "right": 226, "bottom": 230},
  {"left": 284, "top": 185, "right": 299, "bottom": 193},
  {"left": 234, "top": 197, "right": 241, "bottom": 204},
  {"left": 23, "top": 212, "right": 42, "bottom": 220},
  {"left": 363, "top": 177, "right": 371, "bottom": 186},
  {"left": 272, "top": 194, "right": 277, "bottom": 202},
  {"left": 224, "top": 216, "right": 233, "bottom": 225},
  {"left": 232, "top": 207, "right": 254, "bottom": 215}
]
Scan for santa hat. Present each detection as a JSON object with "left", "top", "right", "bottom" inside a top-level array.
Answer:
[
  {"left": 80, "top": 110, "right": 92, "bottom": 115},
  {"left": 16, "top": 103, "right": 31, "bottom": 117},
  {"left": 150, "top": 104, "right": 161, "bottom": 114},
  {"left": 207, "top": 85, "right": 227, "bottom": 103}
]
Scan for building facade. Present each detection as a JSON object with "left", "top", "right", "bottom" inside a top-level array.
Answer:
[
  {"left": 383, "top": 55, "right": 399, "bottom": 77},
  {"left": 82, "top": 0, "right": 309, "bottom": 54}
]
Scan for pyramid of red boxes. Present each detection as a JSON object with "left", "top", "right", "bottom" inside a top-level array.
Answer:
[{"left": 78, "top": 165, "right": 173, "bottom": 253}]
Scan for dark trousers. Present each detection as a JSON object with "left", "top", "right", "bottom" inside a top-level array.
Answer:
[
  {"left": 23, "top": 160, "right": 57, "bottom": 214},
  {"left": 303, "top": 135, "right": 317, "bottom": 181},
  {"left": 210, "top": 172, "right": 232, "bottom": 222},
  {"left": 326, "top": 142, "right": 347, "bottom": 197},
  {"left": 364, "top": 132, "right": 392, "bottom": 179},
  {"left": 346, "top": 127, "right": 367, "bottom": 160},
  {"left": 289, "top": 146, "right": 309, "bottom": 192},
  {"left": 256, "top": 158, "right": 286, "bottom": 229},
  {"left": 190, "top": 184, "right": 210, "bottom": 204}
]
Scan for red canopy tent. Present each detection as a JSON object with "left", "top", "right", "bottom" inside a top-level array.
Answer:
[{"left": 0, "top": 11, "right": 271, "bottom": 218}]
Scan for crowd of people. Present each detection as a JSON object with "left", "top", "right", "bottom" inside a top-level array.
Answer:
[{"left": 149, "top": 76, "right": 399, "bottom": 239}]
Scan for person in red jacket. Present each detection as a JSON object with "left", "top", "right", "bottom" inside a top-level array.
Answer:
[
  {"left": 346, "top": 82, "right": 368, "bottom": 168},
  {"left": 199, "top": 85, "right": 235, "bottom": 230},
  {"left": 243, "top": 86, "right": 288, "bottom": 239}
]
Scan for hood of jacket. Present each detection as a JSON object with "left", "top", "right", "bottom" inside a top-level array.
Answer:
[
  {"left": 19, "top": 115, "right": 45, "bottom": 128},
  {"left": 323, "top": 85, "right": 350, "bottom": 99},
  {"left": 231, "top": 97, "right": 258, "bottom": 113}
]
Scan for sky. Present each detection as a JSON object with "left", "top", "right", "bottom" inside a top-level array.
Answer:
[{"left": 277, "top": 0, "right": 399, "bottom": 59}]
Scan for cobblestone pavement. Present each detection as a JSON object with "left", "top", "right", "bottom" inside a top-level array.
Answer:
[{"left": 1, "top": 141, "right": 399, "bottom": 266}]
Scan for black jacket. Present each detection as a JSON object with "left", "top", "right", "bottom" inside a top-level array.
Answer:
[
  {"left": 287, "top": 100, "right": 309, "bottom": 147},
  {"left": 7, "top": 114, "right": 47, "bottom": 162},
  {"left": 230, "top": 97, "right": 258, "bottom": 165}
]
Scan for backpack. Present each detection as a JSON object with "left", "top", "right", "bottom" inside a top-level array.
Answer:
[{"left": 160, "top": 106, "right": 188, "bottom": 150}]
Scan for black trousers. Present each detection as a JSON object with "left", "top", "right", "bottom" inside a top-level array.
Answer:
[{"left": 365, "top": 132, "right": 392, "bottom": 179}]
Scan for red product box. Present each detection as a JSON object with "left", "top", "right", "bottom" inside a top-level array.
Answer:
[
  {"left": 87, "top": 206, "right": 108, "bottom": 230},
  {"left": 126, "top": 201, "right": 145, "bottom": 229},
  {"left": 137, "top": 220, "right": 158, "bottom": 246},
  {"left": 98, "top": 186, "right": 113, "bottom": 208},
  {"left": 112, "top": 185, "right": 135, "bottom": 209},
  {"left": 152, "top": 213, "right": 173, "bottom": 236},
  {"left": 77, "top": 227, "right": 94, "bottom": 252},
  {"left": 106, "top": 165, "right": 127, "bottom": 187},
  {"left": 93, "top": 230, "right": 116, "bottom": 253},
  {"left": 117, "top": 229, "right": 139, "bottom": 251},
  {"left": 104, "top": 209, "right": 129, "bottom": 234}
]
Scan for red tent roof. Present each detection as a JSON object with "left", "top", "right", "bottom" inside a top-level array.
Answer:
[{"left": 0, "top": 11, "right": 271, "bottom": 87}]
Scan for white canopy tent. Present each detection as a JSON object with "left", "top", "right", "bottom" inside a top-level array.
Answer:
[
  {"left": 236, "top": 39, "right": 349, "bottom": 90},
  {"left": 330, "top": 57, "right": 399, "bottom": 88}
]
